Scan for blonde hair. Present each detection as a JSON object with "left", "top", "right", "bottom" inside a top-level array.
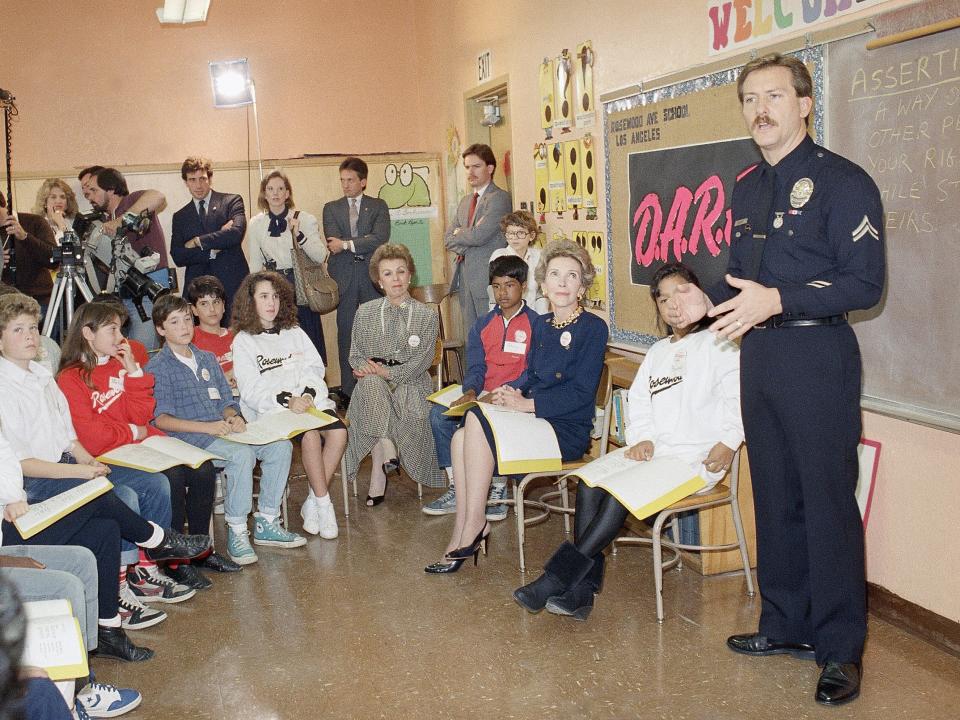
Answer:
[
  {"left": 32, "top": 178, "right": 80, "bottom": 218},
  {"left": 369, "top": 244, "right": 415, "bottom": 285},
  {"left": 0, "top": 293, "right": 40, "bottom": 336},
  {"left": 534, "top": 238, "right": 595, "bottom": 291}
]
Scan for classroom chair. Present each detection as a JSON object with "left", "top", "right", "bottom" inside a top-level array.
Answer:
[
  {"left": 610, "top": 446, "right": 755, "bottom": 622},
  {"left": 411, "top": 283, "right": 464, "bottom": 384},
  {"left": 505, "top": 361, "right": 613, "bottom": 572}
]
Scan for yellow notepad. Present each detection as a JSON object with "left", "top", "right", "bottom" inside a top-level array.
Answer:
[
  {"left": 22, "top": 600, "right": 90, "bottom": 681},
  {"left": 14, "top": 477, "right": 114, "bottom": 539},
  {"left": 219, "top": 408, "right": 337, "bottom": 445},
  {"left": 477, "top": 404, "right": 563, "bottom": 474},
  {"left": 97, "top": 436, "right": 223, "bottom": 473},
  {"left": 567, "top": 447, "right": 707, "bottom": 520}
]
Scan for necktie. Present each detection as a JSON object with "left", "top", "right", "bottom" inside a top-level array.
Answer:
[
  {"left": 349, "top": 198, "right": 359, "bottom": 238},
  {"left": 745, "top": 165, "right": 775, "bottom": 281},
  {"left": 198, "top": 199, "right": 206, "bottom": 229},
  {"left": 467, "top": 192, "right": 479, "bottom": 226}
]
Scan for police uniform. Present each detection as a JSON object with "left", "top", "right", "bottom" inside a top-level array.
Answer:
[{"left": 708, "top": 135, "right": 884, "bottom": 665}]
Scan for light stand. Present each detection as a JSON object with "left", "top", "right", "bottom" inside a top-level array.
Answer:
[{"left": 209, "top": 58, "right": 263, "bottom": 181}]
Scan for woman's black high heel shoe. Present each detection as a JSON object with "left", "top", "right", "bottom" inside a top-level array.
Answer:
[
  {"left": 424, "top": 557, "right": 466, "bottom": 574},
  {"left": 366, "top": 478, "right": 389, "bottom": 507},
  {"left": 446, "top": 524, "right": 491, "bottom": 562}
]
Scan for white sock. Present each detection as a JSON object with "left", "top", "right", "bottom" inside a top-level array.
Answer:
[
  {"left": 98, "top": 615, "right": 121, "bottom": 628},
  {"left": 255, "top": 512, "right": 278, "bottom": 523},
  {"left": 306, "top": 487, "right": 318, "bottom": 503},
  {"left": 228, "top": 522, "right": 248, "bottom": 534},
  {"left": 444, "top": 466, "right": 454, "bottom": 482},
  {"left": 315, "top": 493, "right": 332, "bottom": 507},
  {"left": 137, "top": 522, "right": 165, "bottom": 549}
]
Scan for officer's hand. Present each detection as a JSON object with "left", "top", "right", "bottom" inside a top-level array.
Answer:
[
  {"left": 625, "top": 441, "right": 654, "bottom": 461},
  {"left": 708, "top": 274, "right": 782, "bottom": 340},
  {"left": 704, "top": 442, "right": 735, "bottom": 475},
  {"left": 670, "top": 284, "right": 710, "bottom": 329}
]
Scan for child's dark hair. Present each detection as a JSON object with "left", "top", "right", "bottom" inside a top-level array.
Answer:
[
  {"left": 152, "top": 294, "right": 192, "bottom": 333},
  {"left": 89, "top": 293, "right": 131, "bottom": 332},
  {"left": 186, "top": 275, "right": 226, "bottom": 305},
  {"left": 489, "top": 254, "right": 528, "bottom": 285},
  {"left": 650, "top": 262, "right": 706, "bottom": 335},
  {"left": 231, "top": 271, "right": 299, "bottom": 335},
  {"left": 59, "top": 302, "right": 128, "bottom": 386}
]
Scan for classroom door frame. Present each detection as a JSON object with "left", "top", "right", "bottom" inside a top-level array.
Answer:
[{"left": 464, "top": 75, "right": 513, "bottom": 200}]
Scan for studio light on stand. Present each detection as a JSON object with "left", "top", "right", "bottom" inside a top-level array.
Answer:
[
  {"left": 209, "top": 58, "right": 263, "bottom": 181},
  {"left": 156, "top": 0, "right": 210, "bottom": 24}
]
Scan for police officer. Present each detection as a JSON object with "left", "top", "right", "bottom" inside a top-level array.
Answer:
[{"left": 671, "top": 53, "right": 884, "bottom": 706}]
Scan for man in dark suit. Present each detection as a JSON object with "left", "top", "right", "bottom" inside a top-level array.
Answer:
[
  {"left": 0, "top": 191, "right": 57, "bottom": 307},
  {"left": 444, "top": 143, "right": 512, "bottom": 333},
  {"left": 322, "top": 156, "right": 391, "bottom": 400},
  {"left": 170, "top": 157, "right": 248, "bottom": 321}
]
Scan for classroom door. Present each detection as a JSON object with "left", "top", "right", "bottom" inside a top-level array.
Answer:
[{"left": 464, "top": 84, "right": 513, "bottom": 201}]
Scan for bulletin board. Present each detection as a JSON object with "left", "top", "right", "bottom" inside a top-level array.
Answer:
[{"left": 602, "top": 48, "right": 823, "bottom": 345}]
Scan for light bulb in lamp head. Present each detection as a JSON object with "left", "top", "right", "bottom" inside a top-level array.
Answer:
[{"left": 209, "top": 58, "right": 254, "bottom": 107}]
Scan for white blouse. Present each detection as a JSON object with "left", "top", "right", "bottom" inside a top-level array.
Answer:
[{"left": 246, "top": 209, "right": 328, "bottom": 272}]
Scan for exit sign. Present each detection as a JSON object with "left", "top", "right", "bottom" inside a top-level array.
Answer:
[{"left": 477, "top": 50, "right": 492, "bottom": 83}]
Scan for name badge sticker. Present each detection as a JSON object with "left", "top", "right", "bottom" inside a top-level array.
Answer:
[
  {"left": 503, "top": 340, "right": 527, "bottom": 355},
  {"left": 208, "top": 387, "right": 222, "bottom": 401},
  {"left": 200, "top": 368, "right": 211, "bottom": 381},
  {"left": 560, "top": 331, "right": 572, "bottom": 348},
  {"left": 408, "top": 334, "right": 421, "bottom": 348}
]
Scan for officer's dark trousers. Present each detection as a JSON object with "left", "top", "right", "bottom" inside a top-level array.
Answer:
[{"left": 741, "top": 324, "right": 866, "bottom": 665}]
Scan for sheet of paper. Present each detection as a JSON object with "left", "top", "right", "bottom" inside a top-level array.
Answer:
[
  {"left": 427, "top": 384, "right": 463, "bottom": 408},
  {"left": 222, "top": 408, "right": 336, "bottom": 445},
  {"left": 479, "top": 405, "right": 562, "bottom": 474},
  {"left": 99, "top": 436, "right": 222, "bottom": 472},
  {"left": 22, "top": 605, "right": 89, "bottom": 681},
  {"left": 570, "top": 447, "right": 706, "bottom": 520},
  {"left": 14, "top": 477, "right": 114, "bottom": 539}
]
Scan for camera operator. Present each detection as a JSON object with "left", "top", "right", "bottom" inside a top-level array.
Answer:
[
  {"left": 84, "top": 167, "right": 170, "bottom": 350},
  {"left": 0, "top": 191, "right": 57, "bottom": 311}
]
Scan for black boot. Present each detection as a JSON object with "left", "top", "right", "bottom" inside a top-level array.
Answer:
[
  {"left": 144, "top": 529, "right": 212, "bottom": 563},
  {"left": 96, "top": 626, "right": 154, "bottom": 662},
  {"left": 545, "top": 553, "right": 605, "bottom": 621},
  {"left": 512, "top": 542, "right": 595, "bottom": 613}
]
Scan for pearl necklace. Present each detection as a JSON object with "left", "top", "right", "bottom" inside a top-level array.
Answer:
[{"left": 551, "top": 303, "right": 584, "bottom": 329}]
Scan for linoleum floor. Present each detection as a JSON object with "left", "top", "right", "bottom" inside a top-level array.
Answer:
[{"left": 92, "top": 468, "right": 960, "bottom": 719}]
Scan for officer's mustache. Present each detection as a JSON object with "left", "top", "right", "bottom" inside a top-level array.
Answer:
[{"left": 753, "top": 114, "right": 777, "bottom": 129}]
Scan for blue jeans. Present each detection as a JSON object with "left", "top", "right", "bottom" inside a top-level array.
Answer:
[
  {"left": 1, "top": 545, "right": 98, "bottom": 651},
  {"left": 106, "top": 465, "right": 170, "bottom": 565},
  {"left": 206, "top": 438, "right": 293, "bottom": 526},
  {"left": 429, "top": 404, "right": 461, "bottom": 470}
]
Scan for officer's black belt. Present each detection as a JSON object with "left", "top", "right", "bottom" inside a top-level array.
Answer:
[{"left": 754, "top": 314, "right": 847, "bottom": 329}]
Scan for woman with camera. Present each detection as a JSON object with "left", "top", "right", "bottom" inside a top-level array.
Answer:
[
  {"left": 344, "top": 244, "right": 446, "bottom": 506},
  {"left": 245, "top": 170, "right": 329, "bottom": 359}
]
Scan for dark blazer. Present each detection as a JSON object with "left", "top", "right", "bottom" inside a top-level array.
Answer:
[
  {"left": 170, "top": 190, "right": 249, "bottom": 301},
  {"left": 443, "top": 182, "right": 511, "bottom": 305},
  {"left": 321, "top": 194, "right": 391, "bottom": 294},
  {"left": 1, "top": 212, "right": 57, "bottom": 302}
]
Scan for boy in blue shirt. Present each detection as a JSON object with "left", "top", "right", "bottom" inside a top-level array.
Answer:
[
  {"left": 146, "top": 295, "right": 302, "bottom": 573},
  {"left": 422, "top": 255, "right": 538, "bottom": 520}
]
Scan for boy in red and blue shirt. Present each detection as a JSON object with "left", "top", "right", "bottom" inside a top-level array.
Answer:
[{"left": 423, "top": 255, "right": 538, "bottom": 519}]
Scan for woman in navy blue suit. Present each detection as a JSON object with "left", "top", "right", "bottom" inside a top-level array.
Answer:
[{"left": 426, "top": 239, "right": 608, "bottom": 573}]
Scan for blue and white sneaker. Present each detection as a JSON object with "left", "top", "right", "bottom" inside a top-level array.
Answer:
[
  {"left": 77, "top": 680, "right": 142, "bottom": 718},
  {"left": 227, "top": 526, "right": 259, "bottom": 565},
  {"left": 422, "top": 486, "right": 457, "bottom": 516},
  {"left": 253, "top": 514, "right": 307, "bottom": 548},
  {"left": 486, "top": 482, "right": 509, "bottom": 521}
]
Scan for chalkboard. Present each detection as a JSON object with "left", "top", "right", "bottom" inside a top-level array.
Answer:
[{"left": 828, "top": 29, "right": 960, "bottom": 430}]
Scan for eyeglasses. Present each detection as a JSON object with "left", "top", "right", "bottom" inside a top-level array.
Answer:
[{"left": 504, "top": 230, "right": 530, "bottom": 239}]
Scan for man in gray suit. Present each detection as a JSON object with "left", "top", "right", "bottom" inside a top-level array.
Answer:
[
  {"left": 323, "top": 156, "right": 391, "bottom": 400},
  {"left": 444, "top": 143, "right": 512, "bottom": 332}
]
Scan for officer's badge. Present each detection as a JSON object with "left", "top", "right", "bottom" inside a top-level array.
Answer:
[{"left": 790, "top": 178, "right": 814, "bottom": 208}]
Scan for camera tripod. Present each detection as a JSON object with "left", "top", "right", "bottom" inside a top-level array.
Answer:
[{"left": 42, "top": 249, "right": 95, "bottom": 339}]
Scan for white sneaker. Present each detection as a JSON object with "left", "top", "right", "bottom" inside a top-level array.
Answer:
[
  {"left": 317, "top": 501, "right": 339, "bottom": 539},
  {"left": 300, "top": 497, "right": 320, "bottom": 535}
]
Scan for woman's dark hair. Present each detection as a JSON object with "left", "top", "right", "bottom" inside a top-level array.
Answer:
[
  {"left": 58, "top": 301, "right": 129, "bottom": 386},
  {"left": 650, "top": 262, "right": 707, "bottom": 335},
  {"left": 231, "top": 271, "right": 299, "bottom": 335}
]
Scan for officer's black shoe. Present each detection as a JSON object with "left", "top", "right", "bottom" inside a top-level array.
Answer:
[
  {"left": 198, "top": 551, "right": 243, "bottom": 573},
  {"left": 815, "top": 662, "right": 861, "bottom": 705},
  {"left": 166, "top": 563, "right": 213, "bottom": 590},
  {"left": 727, "top": 632, "right": 816, "bottom": 660},
  {"left": 96, "top": 626, "right": 154, "bottom": 662},
  {"left": 144, "top": 530, "right": 212, "bottom": 563}
]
